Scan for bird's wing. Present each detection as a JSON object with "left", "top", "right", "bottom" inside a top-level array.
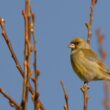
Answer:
[
  {"left": 81, "top": 49, "right": 110, "bottom": 73},
  {"left": 81, "top": 49, "right": 99, "bottom": 62}
]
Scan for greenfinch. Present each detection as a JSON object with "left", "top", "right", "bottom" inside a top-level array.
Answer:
[{"left": 69, "top": 37, "right": 110, "bottom": 83}]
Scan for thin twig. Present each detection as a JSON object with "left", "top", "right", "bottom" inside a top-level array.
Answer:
[
  {"left": 0, "top": 88, "right": 22, "bottom": 110},
  {"left": 21, "top": 0, "right": 32, "bottom": 109},
  {"left": 0, "top": 17, "right": 34, "bottom": 95},
  {"left": 81, "top": 83, "right": 89, "bottom": 110},
  {"left": 22, "top": 0, "right": 45, "bottom": 110},
  {"left": 96, "top": 30, "right": 110, "bottom": 110},
  {"left": 35, "top": 99, "right": 45, "bottom": 110},
  {"left": 103, "top": 81, "right": 110, "bottom": 110},
  {"left": 81, "top": 1, "right": 97, "bottom": 110},
  {"left": 0, "top": 18, "right": 24, "bottom": 79},
  {"left": 0, "top": 0, "right": 45, "bottom": 109},
  {"left": 96, "top": 30, "right": 107, "bottom": 60},
  {"left": 86, "top": 0, "right": 97, "bottom": 44},
  {"left": 30, "top": 3, "right": 45, "bottom": 110},
  {"left": 31, "top": 12, "right": 41, "bottom": 110},
  {"left": 21, "top": 10, "right": 27, "bottom": 109},
  {"left": 60, "top": 80, "right": 69, "bottom": 110}
]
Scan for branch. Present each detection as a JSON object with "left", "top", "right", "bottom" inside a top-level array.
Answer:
[
  {"left": 38, "top": 100, "right": 45, "bottom": 110},
  {"left": 0, "top": 17, "right": 34, "bottom": 95},
  {"left": 0, "top": 88, "right": 22, "bottom": 110},
  {"left": 82, "top": 0, "right": 97, "bottom": 109},
  {"left": 31, "top": 12, "right": 41, "bottom": 110},
  {"left": 96, "top": 30, "right": 110, "bottom": 110},
  {"left": 81, "top": 84, "right": 89, "bottom": 110},
  {"left": 0, "top": 18, "right": 24, "bottom": 79},
  {"left": 96, "top": 30, "right": 107, "bottom": 60},
  {"left": 21, "top": 0, "right": 32, "bottom": 109},
  {"left": 22, "top": 1, "right": 45, "bottom": 110},
  {"left": 86, "top": 0, "right": 97, "bottom": 44},
  {"left": 33, "top": 99, "right": 45, "bottom": 110},
  {"left": 0, "top": 0, "right": 45, "bottom": 109},
  {"left": 103, "top": 81, "right": 110, "bottom": 110},
  {"left": 60, "top": 80, "right": 69, "bottom": 110}
]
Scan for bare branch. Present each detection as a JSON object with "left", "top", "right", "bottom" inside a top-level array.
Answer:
[
  {"left": 21, "top": 0, "right": 32, "bottom": 109},
  {"left": 0, "top": 0, "right": 45, "bottom": 109},
  {"left": 60, "top": 80, "right": 69, "bottom": 110},
  {"left": 83, "top": 0, "right": 97, "bottom": 109},
  {"left": 31, "top": 13, "right": 40, "bottom": 110},
  {"left": 81, "top": 84, "right": 89, "bottom": 110},
  {"left": 0, "top": 88, "right": 22, "bottom": 110},
  {"left": 96, "top": 30, "right": 107, "bottom": 60},
  {"left": 0, "top": 17, "right": 34, "bottom": 95},
  {"left": 86, "top": 0, "right": 97, "bottom": 44},
  {"left": 96, "top": 29, "right": 110, "bottom": 110}
]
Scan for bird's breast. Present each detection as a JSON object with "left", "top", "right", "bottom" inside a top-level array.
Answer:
[{"left": 70, "top": 50, "right": 97, "bottom": 81}]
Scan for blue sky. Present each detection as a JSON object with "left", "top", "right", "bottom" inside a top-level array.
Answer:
[{"left": 0, "top": 0, "right": 110, "bottom": 110}]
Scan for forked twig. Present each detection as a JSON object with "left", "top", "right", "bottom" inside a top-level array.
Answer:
[{"left": 81, "top": 84, "right": 89, "bottom": 110}]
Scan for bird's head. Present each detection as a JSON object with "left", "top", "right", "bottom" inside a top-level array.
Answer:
[{"left": 69, "top": 37, "right": 90, "bottom": 51}]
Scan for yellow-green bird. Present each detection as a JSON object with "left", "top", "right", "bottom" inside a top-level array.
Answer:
[{"left": 69, "top": 37, "right": 110, "bottom": 83}]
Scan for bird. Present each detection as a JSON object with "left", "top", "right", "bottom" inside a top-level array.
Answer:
[{"left": 69, "top": 37, "right": 110, "bottom": 84}]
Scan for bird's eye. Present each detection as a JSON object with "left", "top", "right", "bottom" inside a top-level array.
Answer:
[{"left": 75, "top": 42, "right": 79, "bottom": 45}]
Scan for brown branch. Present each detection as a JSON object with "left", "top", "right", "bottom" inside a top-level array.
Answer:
[
  {"left": 31, "top": 13, "right": 40, "bottom": 110},
  {"left": 38, "top": 100, "right": 45, "bottom": 110},
  {"left": 81, "top": 84, "right": 89, "bottom": 110},
  {"left": 81, "top": 1, "right": 97, "bottom": 110},
  {"left": 96, "top": 30, "right": 107, "bottom": 60},
  {"left": 86, "top": 0, "right": 97, "bottom": 44},
  {"left": 103, "top": 81, "right": 110, "bottom": 110},
  {"left": 0, "top": 18, "right": 24, "bottom": 79},
  {"left": 29, "top": 3, "right": 45, "bottom": 110},
  {"left": 31, "top": 93, "right": 45, "bottom": 110},
  {"left": 21, "top": 0, "right": 32, "bottom": 109},
  {"left": 96, "top": 30, "right": 110, "bottom": 110},
  {"left": 35, "top": 99, "right": 45, "bottom": 110},
  {"left": 60, "top": 80, "right": 69, "bottom": 110},
  {"left": 21, "top": 9, "right": 28, "bottom": 110},
  {"left": 31, "top": 14, "right": 45, "bottom": 110},
  {"left": 0, "top": 88, "right": 22, "bottom": 110},
  {"left": 22, "top": 1, "right": 45, "bottom": 110},
  {"left": 0, "top": 17, "right": 34, "bottom": 96},
  {"left": 0, "top": 0, "right": 45, "bottom": 109}
]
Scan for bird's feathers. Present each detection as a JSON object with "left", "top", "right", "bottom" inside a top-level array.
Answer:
[
  {"left": 81, "top": 49, "right": 110, "bottom": 74},
  {"left": 69, "top": 37, "right": 110, "bottom": 82}
]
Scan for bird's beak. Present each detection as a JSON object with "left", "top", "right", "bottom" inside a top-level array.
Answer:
[{"left": 68, "top": 43, "right": 75, "bottom": 49}]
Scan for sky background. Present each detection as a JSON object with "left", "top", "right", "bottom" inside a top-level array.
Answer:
[{"left": 0, "top": 0, "right": 110, "bottom": 110}]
